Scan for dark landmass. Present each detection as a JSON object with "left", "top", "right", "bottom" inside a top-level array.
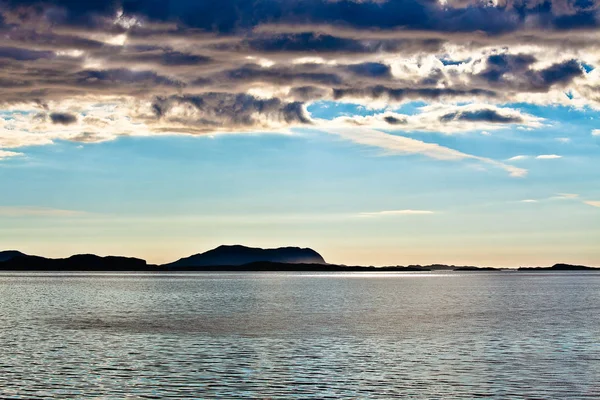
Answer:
[
  {"left": 0, "top": 247, "right": 597, "bottom": 272},
  {"left": 0, "top": 250, "right": 26, "bottom": 262},
  {"left": 163, "top": 261, "right": 431, "bottom": 272},
  {"left": 165, "top": 245, "right": 326, "bottom": 267},
  {"left": 0, "top": 253, "right": 429, "bottom": 272},
  {"left": 453, "top": 266, "right": 500, "bottom": 271},
  {"left": 0, "top": 253, "right": 147, "bottom": 271},
  {"left": 518, "top": 263, "right": 597, "bottom": 271}
]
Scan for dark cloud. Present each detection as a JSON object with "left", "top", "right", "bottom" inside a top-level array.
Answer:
[
  {"left": 552, "top": 10, "right": 599, "bottom": 29},
  {"left": 7, "top": 0, "right": 597, "bottom": 36},
  {"left": 74, "top": 68, "right": 183, "bottom": 89},
  {"left": 50, "top": 112, "right": 77, "bottom": 124},
  {"left": 242, "top": 34, "right": 420, "bottom": 54},
  {"left": 333, "top": 86, "right": 497, "bottom": 102},
  {"left": 118, "top": 0, "right": 516, "bottom": 34},
  {"left": 2, "top": 0, "right": 120, "bottom": 28},
  {"left": 479, "top": 54, "right": 537, "bottom": 83},
  {"left": 383, "top": 115, "right": 407, "bottom": 125},
  {"left": 0, "top": 46, "right": 56, "bottom": 61},
  {"left": 0, "top": 0, "right": 596, "bottom": 134},
  {"left": 536, "top": 59, "right": 583, "bottom": 86},
  {"left": 158, "top": 51, "right": 211, "bottom": 66},
  {"left": 151, "top": 93, "right": 311, "bottom": 128},
  {"left": 1, "top": 30, "right": 109, "bottom": 52},
  {"left": 477, "top": 55, "right": 583, "bottom": 91},
  {"left": 288, "top": 86, "right": 329, "bottom": 101},
  {"left": 110, "top": 47, "right": 213, "bottom": 67},
  {"left": 346, "top": 63, "right": 392, "bottom": 78},
  {"left": 439, "top": 109, "right": 523, "bottom": 123},
  {"left": 225, "top": 64, "right": 343, "bottom": 86}
]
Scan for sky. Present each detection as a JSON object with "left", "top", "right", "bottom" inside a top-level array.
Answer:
[{"left": 0, "top": 0, "right": 599, "bottom": 267}]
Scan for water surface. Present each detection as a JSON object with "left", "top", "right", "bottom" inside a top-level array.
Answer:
[{"left": 1, "top": 272, "right": 599, "bottom": 398}]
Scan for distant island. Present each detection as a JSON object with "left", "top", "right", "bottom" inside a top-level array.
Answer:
[
  {"left": 165, "top": 245, "right": 326, "bottom": 267},
  {"left": 0, "top": 246, "right": 597, "bottom": 272},
  {"left": 518, "top": 263, "right": 597, "bottom": 271},
  {"left": 0, "top": 251, "right": 147, "bottom": 271}
]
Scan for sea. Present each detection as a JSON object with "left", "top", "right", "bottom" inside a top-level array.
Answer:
[{"left": 0, "top": 271, "right": 599, "bottom": 399}]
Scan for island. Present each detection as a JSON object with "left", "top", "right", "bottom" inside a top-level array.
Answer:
[
  {"left": 0, "top": 247, "right": 597, "bottom": 272},
  {"left": 518, "top": 263, "right": 597, "bottom": 271}
]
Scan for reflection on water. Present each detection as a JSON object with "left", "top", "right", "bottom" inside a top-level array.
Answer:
[{"left": 1, "top": 272, "right": 599, "bottom": 398}]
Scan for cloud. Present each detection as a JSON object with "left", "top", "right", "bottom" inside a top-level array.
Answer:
[
  {"left": 323, "top": 126, "right": 527, "bottom": 177},
  {"left": 507, "top": 155, "right": 528, "bottom": 161},
  {"left": 536, "top": 154, "right": 562, "bottom": 159},
  {"left": 330, "top": 104, "right": 542, "bottom": 135},
  {"left": 0, "top": 46, "right": 56, "bottom": 61},
  {"left": 478, "top": 54, "right": 536, "bottom": 83},
  {"left": 592, "top": 129, "right": 600, "bottom": 136},
  {"left": 508, "top": 154, "right": 565, "bottom": 161},
  {"left": 0, "top": 0, "right": 597, "bottom": 178},
  {"left": 0, "top": 206, "right": 87, "bottom": 217},
  {"left": 69, "top": 131, "right": 114, "bottom": 143},
  {"left": 149, "top": 93, "right": 312, "bottom": 133},
  {"left": 7, "top": 0, "right": 597, "bottom": 36},
  {"left": 554, "top": 193, "right": 579, "bottom": 199},
  {"left": 49, "top": 112, "right": 77, "bottom": 125},
  {"left": 360, "top": 210, "right": 435, "bottom": 217},
  {"left": 438, "top": 109, "right": 523, "bottom": 124},
  {"left": 518, "top": 194, "right": 600, "bottom": 209},
  {"left": 346, "top": 62, "right": 392, "bottom": 78},
  {"left": 0, "top": 150, "right": 23, "bottom": 160},
  {"left": 381, "top": 115, "right": 406, "bottom": 125},
  {"left": 332, "top": 87, "right": 496, "bottom": 104},
  {"left": 516, "top": 193, "right": 600, "bottom": 210}
]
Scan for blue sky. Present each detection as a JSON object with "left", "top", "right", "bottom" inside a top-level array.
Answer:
[
  {"left": 0, "top": 1, "right": 599, "bottom": 266},
  {"left": 2, "top": 100, "right": 598, "bottom": 266}
]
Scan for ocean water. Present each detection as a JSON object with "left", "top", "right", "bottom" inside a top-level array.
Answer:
[{"left": 0, "top": 271, "right": 599, "bottom": 399}]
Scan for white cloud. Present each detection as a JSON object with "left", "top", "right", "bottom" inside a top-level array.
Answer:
[
  {"left": 554, "top": 193, "right": 579, "bottom": 199},
  {"left": 323, "top": 126, "right": 527, "bottom": 177},
  {"left": 0, "top": 97, "right": 308, "bottom": 151},
  {"left": 507, "top": 155, "right": 528, "bottom": 161},
  {"left": 0, "top": 150, "right": 23, "bottom": 159},
  {"left": 536, "top": 154, "right": 562, "bottom": 159},
  {"left": 555, "top": 137, "right": 571, "bottom": 143},
  {"left": 360, "top": 210, "right": 435, "bottom": 217},
  {"left": 0, "top": 206, "right": 87, "bottom": 217},
  {"left": 592, "top": 129, "right": 600, "bottom": 136},
  {"left": 508, "top": 154, "right": 564, "bottom": 161},
  {"left": 0, "top": 100, "right": 146, "bottom": 149},
  {"left": 517, "top": 194, "right": 600, "bottom": 209}
]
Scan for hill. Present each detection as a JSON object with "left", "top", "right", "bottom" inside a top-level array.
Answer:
[
  {"left": 165, "top": 245, "right": 326, "bottom": 268},
  {"left": 518, "top": 263, "right": 597, "bottom": 271},
  {"left": 0, "top": 250, "right": 27, "bottom": 262},
  {"left": 0, "top": 254, "right": 147, "bottom": 271}
]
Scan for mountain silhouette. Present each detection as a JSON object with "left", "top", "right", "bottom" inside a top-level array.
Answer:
[
  {"left": 518, "top": 263, "right": 595, "bottom": 271},
  {"left": 0, "top": 253, "right": 146, "bottom": 271},
  {"left": 0, "top": 250, "right": 27, "bottom": 262},
  {"left": 165, "top": 245, "right": 326, "bottom": 267},
  {"left": 0, "top": 247, "right": 596, "bottom": 272}
]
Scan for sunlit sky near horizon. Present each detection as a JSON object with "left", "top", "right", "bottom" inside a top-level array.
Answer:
[{"left": 1, "top": 0, "right": 599, "bottom": 267}]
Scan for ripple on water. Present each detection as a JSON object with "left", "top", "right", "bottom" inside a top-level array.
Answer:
[{"left": 1, "top": 272, "right": 600, "bottom": 398}]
